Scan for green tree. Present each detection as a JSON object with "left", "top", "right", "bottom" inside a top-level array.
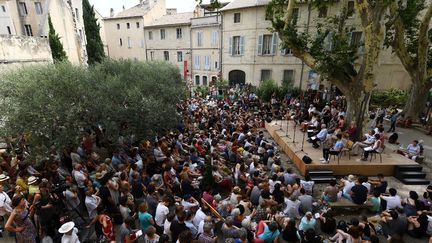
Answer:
[
  {"left": 267, "top": 0, "right": 391, "bottom": 138},
  {"left": 0, "top": 60, "right": 184, "bottom": 156},
  {"left": 48, "top": 15, "right": 67, "bottom": 62},
  {"left": 385, "top": 1, "right": 432, "bottom": 119},
  {"left": 83, "top": 0, "right": 105, "bottom": 65}
]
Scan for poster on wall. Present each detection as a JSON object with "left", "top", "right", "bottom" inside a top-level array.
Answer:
[{"left": 308, "top": 70, "right": 319, "bottom": 90}]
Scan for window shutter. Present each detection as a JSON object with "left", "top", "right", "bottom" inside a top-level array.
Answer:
[
  {"left": 229, "top": 36, "right": 233, "bottom": 55},
  {"left": 257, "top": 35, "right": 263, "bottom": 55},
  {"left": 271, "top": 32, "right": 278, "bottom": 55},
  {"left": 348, "top": 32, "right": 353, "bottom": 46},
  {"left": 359, "top": 33, "right": 365, "bottom": 54},
  {"left": 240, "top": 36, "right": 245, "bottom": 55},
  {"left": 324, "top": 32, "right": 333, "bottom": 51}
]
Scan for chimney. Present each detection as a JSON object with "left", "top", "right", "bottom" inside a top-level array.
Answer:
[
  {"left": 110, "top": 8, "right": 114, "bottom": 17},
  {"left": 139, "top": 0, "right": 143, "bottom": 4},
  {"left": 166, "top": 8, "right": 177, "bottom": 15},
  {"left": 122, "top": 5, "right": 125, "bottom": 10}
]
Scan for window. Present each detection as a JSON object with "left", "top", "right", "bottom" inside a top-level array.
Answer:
[
  {"left": 347, "top": 1, "right": 355, "bottom": 17},
  {"left": 128, "top": 37, "right": 132, "bottom": 48},
  {"left": 204, "top": 56, "right": 210, "bottom": 70},
  {"left": 230, "top": 36, "right": 245, "bottom": 55},
  {"left": 140, "top": 40, "right": 144, "bottom": 48},
  {"left": 24, "top": 24, "right": 32, "bottom": 36},
  {"left": 150, "top": 51, "right": 154, "bottom": 60},
  {"left": 194, "top": 56, "right": 200, "bottom": 70},
  {"left": 160, "top": 29, "right": 165, "bottom": 40},
  {"left": 215, "top": 61, "right": 219, "bottom": 69},
  {"left": 197, "top": 32, "right": 203, "bottom": 47},
  {"left": 117, "top": 24, "right": 120, "bottom": 29},
  {"left": 148, "top": 31, "right": 153, "bottom": 40},
  {"left": 349, "top": 31, "right": 362, "bottom": 46},
  {"left": 202, "top": 76, "right": 208, "bottom": 86},
  {"left": 234, "top": 13, "right": 241, "bottom": 23},
  {"left": 126, "top": 23, "right": 130, "bottom": 29},
  {"left": 19, "top": 2, "right": 28, "bottom": 16},
  {"left": 195, "top": 75, "right": 200, "bottom": 86},
  {"left": 136, "top": 22, "right": 140, "bottom": 28},
  {"left": 177, "top": 51, "right": 183, "bottom": 62},
  {"left": 34, "top": 2, "right": 43, "bottom": 15},
  {"left": 164, "top": 51, "right": 169, "bottom": 61},
  {"left": 261, "top": 69, "right": 272, "bottom": 81},
  {"left": 6, "top": 26, "right": 11, "bottom": 35},
  {"left": 292, "top": 8, "right": 299, "bottom": 22},
  {"left": 119, "top": 38, "right": 123, "bottom": 46},
  {"left": 176, "top": 28, "right": 182, "bottom": 39},
  {"left": 318, "top": 6, "right": 328, "bottom": 18},
  {"left": 79, "top": 29, "right": 83, "bottom": 40},
  {"left": 211, "top": 31, "right": 218, "bottom": 46},
  {"left": 258, "top": 33, "right": 278, "bottom": 55},
  {"left": 75, "top": 8, "right": 79, "bottom": 21},
  {"left": 283, "top": 70, "right": 294, "bottom": 85},
  {"left": 281, "top": 48, "right": 293, "bottom": 55},
  {"left": 1, "top": 5, "right": 5, "bottom": 12}
]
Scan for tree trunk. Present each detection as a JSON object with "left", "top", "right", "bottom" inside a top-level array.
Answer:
[
  {"left": 345, "top": 91, "right": 371, "bottom": 140},
  {"left": 403, "top": 81, "right": 431, "bottom": 119}
]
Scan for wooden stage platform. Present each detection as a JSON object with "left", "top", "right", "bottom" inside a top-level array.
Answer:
[{"left": 266, "top": 120, "right": 419, "bottom": 176}]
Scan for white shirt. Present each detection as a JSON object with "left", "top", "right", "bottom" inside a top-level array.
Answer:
[
  {"left": 0, "top": 191, "right": 12, "bottom": 216},
  {"left": 193, "top": 208, "right": 206, "bottom": 227},
  {"left": 72, "top": 170, "right": 86, "bottom": 188},
  {"left": 155, "top": 203, "right": 169, "bottom": 226},
  {"left": 362, "top": 182, "right": 371, "bottom": 193},
  {"left": 85, "top": 195, "right": 99, "bottom": 218},
  {"left": 382, "top": 195, "right": 402, "bottom": 210},
  {"left": 342, "top": 181, "right": 355, "bottom": 195},
  {"left": 61, "top": 227, "right": 80, "bottom": 243},
  {"left": 163, "top": 219, "right": 172, "bottom": 239}
]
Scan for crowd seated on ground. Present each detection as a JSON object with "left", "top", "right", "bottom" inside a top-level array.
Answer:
[{"left": 0, "top": 86, "right": 431, "bottom": 243}]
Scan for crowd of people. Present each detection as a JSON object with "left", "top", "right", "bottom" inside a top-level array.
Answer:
[{"left": 0, "top": 85, "right": 430, "bottom": 243}]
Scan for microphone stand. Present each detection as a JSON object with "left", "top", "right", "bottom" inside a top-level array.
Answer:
[{"left": 295, "top": 126, "right": 308, "bottom": 155}]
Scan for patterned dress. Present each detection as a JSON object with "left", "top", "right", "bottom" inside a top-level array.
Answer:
[{"left": 14, "top": 209, "right": 37, "bottom": 243}]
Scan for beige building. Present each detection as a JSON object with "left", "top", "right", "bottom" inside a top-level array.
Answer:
[
  {"left": 102, "top": 0, "right": 166, "bottom": 60},
  {"left": 0, "top": 0, "right": 87, "bottom": 65},
  {"left": 145, "top": 11, "right": 194, "bottom": 76},
  {"left": 220, "top": 0, "right": 411, "bottom": 90},
  {"left": 190, "top": 13, "right": 222, "bottom": 86}
]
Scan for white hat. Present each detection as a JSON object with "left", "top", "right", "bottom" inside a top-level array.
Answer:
[
  {"left": 347, "top": 174, "right": 355, "bottom": 182},
  {"left": 0, "top": 174, "right": 10, "bottom": 182},
  {"left": 58, "top": 221, "right": 75, "bottom": 234},
  {"left": 27, "top": 176, "right": 38, "bottom": 185}
]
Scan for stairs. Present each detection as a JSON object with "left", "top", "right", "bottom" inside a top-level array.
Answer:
[
  {"left": 308, "top": 170, "right": 336, "bottom": 183},
  {"left": 394, "top": 165, "right": 430, "bottom": 185}
]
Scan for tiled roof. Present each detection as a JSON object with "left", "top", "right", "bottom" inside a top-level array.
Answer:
[
  {"left": 146, "top": 12, "right": 194, "bottom": 27},
  {"left": 220, "top": 0, "right": 270, "bottom": 11},
  {"left": 106, "top": 3, "right": 150, "bottom": 19}
]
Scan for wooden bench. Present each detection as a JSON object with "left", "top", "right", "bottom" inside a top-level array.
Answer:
[{"left": 329, "top": 198, "right": 372, "bottom": 212}]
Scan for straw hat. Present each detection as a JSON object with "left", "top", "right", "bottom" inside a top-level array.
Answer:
[
  {"left": 27, "top": 176, "right": 38, "bottom": 185},
  {"left": 0, "top": 174, "right": 10, "bottom": 182},
  {"left": 58, "top": 221, "right": 75, "bottom": 234}
]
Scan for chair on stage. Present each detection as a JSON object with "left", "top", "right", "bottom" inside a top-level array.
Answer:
[
  {"left": 339, "top": 140, "right": 354, "bottom": 160},
  {"left": 369, "top": 146, "right": 385, "bottom": 163}
]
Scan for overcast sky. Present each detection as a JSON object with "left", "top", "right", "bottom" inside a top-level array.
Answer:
[{"left": 89, "top": 0, "right": 228, "bottom": 17}]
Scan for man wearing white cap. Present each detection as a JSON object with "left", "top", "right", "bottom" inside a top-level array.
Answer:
[
  {"left": 0, "top": 182, "right": 12, "bottom": 217},
  {"left": 59, "top": 221, "right": 80, "bottom": 243}
]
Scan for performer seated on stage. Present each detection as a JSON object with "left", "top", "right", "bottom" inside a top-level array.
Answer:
[
  {"left": 321, "top": 134, "right": 344, "bottom": 163},
  {"left": 301, "top": 113, "right": 319, "bottom": 132},
  {"left": 360, "top": 134, "right": 383, "bottom": 161},
  {"left": 310, "top": 124, "right": 328, "bottom": 149},
  {"left": 351, "top": 130, "right": 376, "bottom": 156}
]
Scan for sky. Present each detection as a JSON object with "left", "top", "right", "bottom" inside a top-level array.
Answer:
[{"left": 89, "top": 0, "right": 225, "bottom": 17}]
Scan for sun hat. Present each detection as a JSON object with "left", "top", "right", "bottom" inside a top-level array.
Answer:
[
  {"left": 27, "top": 176, "right": 38, "bottom": 185},
  {"left": 0, "top": 174, "right": 10, "bottom": 182},
  {"left": 347, "top": 174, "right": 355, "bottom": 182},
  {"left": 58, "top": 221, "right": 75, "bottom": 234}
]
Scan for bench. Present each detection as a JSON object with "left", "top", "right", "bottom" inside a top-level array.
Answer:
[{"left": 329, "top": 198, "right": 372, "bottom": 212}]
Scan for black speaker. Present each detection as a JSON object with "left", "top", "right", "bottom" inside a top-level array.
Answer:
[{"left": 302, "top": 155, "right": 312, "bottom": 164}]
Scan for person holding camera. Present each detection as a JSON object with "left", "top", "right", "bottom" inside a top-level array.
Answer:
[{"left": 31, "top": 180, "right": 56, "bottom": 238}]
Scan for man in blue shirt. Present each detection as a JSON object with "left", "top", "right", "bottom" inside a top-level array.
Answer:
[
  {"left": 322, "top": 134, "right": 344, "bottom": 163},
  {"left": 311, "top": 124, "right": 328, "bottom": 148}
]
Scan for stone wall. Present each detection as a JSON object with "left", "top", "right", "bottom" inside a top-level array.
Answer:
[{"left": 0, "top": 35, "right": 52, "bottom": 72}]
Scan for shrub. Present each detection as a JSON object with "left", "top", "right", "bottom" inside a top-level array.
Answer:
[
  {"left": 256, "top": 80, "right": 279, "bottom": 102},
  {"left": 371, "top": 89, "right": 408, "bottom": 108}
]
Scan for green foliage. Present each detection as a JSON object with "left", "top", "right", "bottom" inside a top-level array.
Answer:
[
  {"left": 215, "top": 79, "right": 229, "bottom": 88},
  {"left": 48, "top": 15, "right": 67, "bottom": 62},
  {"left": 257, "top": 80, "right": 280, "bottom": 102},
  {"left": 83, "top": 0, "right": 105, "bottom": 65},
  {"left": 267, "top": 0, "right": 360, "bottom": 83},
  {"left": 195, "top": 86, "right": 209, "bottom": 96},
  {"left": 371, "top": 89, "right": 408, "bottom": 108},
  {"left": 0, "top": 60, "right": 185, "bottom": 154}
]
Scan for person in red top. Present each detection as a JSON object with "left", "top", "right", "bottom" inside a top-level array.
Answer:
[
  {"left": 346, "top": 121, "right": 357, "bottom": 141},
  {"left": 88, "top": 207, "right": 116, "bottom": 242}
]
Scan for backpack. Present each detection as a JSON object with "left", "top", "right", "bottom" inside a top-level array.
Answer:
[{"left": 337, "top": 220, "right": 348, "bottom": 232}]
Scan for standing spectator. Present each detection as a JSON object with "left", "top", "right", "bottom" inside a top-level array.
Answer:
[
  {"left": 5, "top": 195, "right": 37, "bottom": 243},
  {"left": 138, "top": 203, "right": 155, "bottom": 233},
  {"left": 387, "top": 111, "right": 400, "bottom": 133},
  {"left": 58, "top": 221, "right": 80, "bottom": 243}
]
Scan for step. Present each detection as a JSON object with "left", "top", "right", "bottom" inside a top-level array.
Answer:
[
  {"left": 310, "top": 176, "right": 336, "bottom": 183},
  {"left": 400, "top": 178, "right": 430, "bottom": 185},
  {"left": 308, "top": 170, "right": 334, "bottom": 176},
  {"left": 397, "top": 171, "right": 426, "bottom": 179},
  {"left": 395, "top": 165, "right": 423, "bottom": 172}
]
